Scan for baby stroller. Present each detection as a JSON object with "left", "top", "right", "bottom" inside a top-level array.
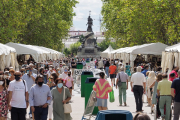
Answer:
[{"left": 153, "top": 96, "right": 172, "bottom": 120}]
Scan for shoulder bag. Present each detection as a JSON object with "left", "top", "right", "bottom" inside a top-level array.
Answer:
[
  {"left": 63, "top": 87, "right": 72, "bottom": 113},
  {"left": 117, "top": 72, "right": 122, "bottom": 87}
]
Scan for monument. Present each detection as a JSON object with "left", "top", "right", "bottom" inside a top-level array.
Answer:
[{"left": 77, "top": 13, "right": 101, "bottom": 58}]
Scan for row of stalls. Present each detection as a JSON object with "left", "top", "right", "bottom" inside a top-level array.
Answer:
[
  {"left": 161, "top": 43, "right": 180, "bottom": 74},
  {"left": 0, "top": 42, "right": 65, "bottom": 71},
  {"left": 101, "top": 42, "right": 168, "bottom": 69}
]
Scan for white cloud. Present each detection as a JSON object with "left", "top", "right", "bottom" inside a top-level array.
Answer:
[{"left": 73, "top": 0, "right": 102, "bottom": 32}]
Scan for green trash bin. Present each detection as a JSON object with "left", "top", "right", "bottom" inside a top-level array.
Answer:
[
  {"left": 85, "top": 77, "right": 99, "bottom": 115},
  {"left": 81, "top": 71, "right": 93, "bottom": 97},
  {"left": 76, "top": 62, "right": 83, "bottom": 69}
]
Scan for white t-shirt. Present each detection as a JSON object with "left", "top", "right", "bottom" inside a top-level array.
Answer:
[
  {"left": 61, "top": 72, "right": 68, "bottom": 83},
  {"left": 47, "top": 70, "right": 56, "bottom": 77},
  {"left": 131, "top": 72, "right": 146, "bottom": 86},
  {"left": 8, "top": 80, "right": 28, "bottom": 108}
]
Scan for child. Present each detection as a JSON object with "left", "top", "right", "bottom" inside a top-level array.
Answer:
[{"left": 65, "top": 71, "right": 74, "bottom": 95}]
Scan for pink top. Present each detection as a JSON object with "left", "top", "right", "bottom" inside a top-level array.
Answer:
[
  {"left": 169, "top": 70, "right": 178, "bottom": 81},
  {"left": 93, "top": 79, "right": 112, "bottom": 99},
  {"left": 65, "top": 76, "right": 74, "bottom": 88}
]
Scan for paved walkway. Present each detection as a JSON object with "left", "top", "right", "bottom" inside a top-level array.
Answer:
[{"left": 8, "top": 78, "right": 157, "bottom": 120}]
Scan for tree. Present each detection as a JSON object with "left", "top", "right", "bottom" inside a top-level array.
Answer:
[
  {"left": 64, "top": 48, "right": 71, "bottom": 56},
  {"left": 69, "top": 42, "right": 81, "bottom": 55},
  {"left": 101, "top": 0, "right": 180, "bottom": 47},
  {"left": 97, "top": 38, "right": 118, "bottom": 51},
  {"left": 0, "top": 0, "right": 78, "bottom": 51}
]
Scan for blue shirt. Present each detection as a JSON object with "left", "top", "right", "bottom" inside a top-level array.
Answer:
[
  {"left": 171, "top": 78, "right": 180, "bottom": 102},
  {"left": 22, "top": 73, "right": 37, "bottom": 93},
  {"left": 29, "top": 84, "right": 52, "bottom": 106},
  {"left": 141, "top": 69, "right": 148, "bottom": 77}
]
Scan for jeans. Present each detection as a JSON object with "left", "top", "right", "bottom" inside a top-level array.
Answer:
[
  {"left": 34, "top": 106, "right": 48, "bottom": 120},
  {"left": 174, "top": 102, "right": 180, "bottom": 120},
  {"left": 29, "top": 106, "right": 32, "bottom": 115},
  {"left": 159, "top": 96, "right": 172, "bottom": 120},
  {"left": 44, "top": 75, "right": 47, "bottom": 84},
  {"left": 133, "top": 85, "right": 143, "bottom": 111},
  {"left": 105, "top": 67, "right": 109, "bottom": 77},
  {"left": 118, "top": 82, "right": 127, "bottom": 105},
  {"left": 11, "top": 107, "right": 26, "bottom": 120}
]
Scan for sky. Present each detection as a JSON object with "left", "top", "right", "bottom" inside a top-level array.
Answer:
[{"left": 72, "top": 0, "right": 103, "bottom": 32}]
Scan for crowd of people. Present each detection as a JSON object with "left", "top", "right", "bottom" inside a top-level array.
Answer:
[{"left": 0, "top": 57, "right": 179, "bottom": 120}]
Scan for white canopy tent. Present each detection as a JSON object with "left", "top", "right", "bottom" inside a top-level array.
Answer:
[
  {"left": 101, "top": 45, "right": 114, "bottom": 58},
  {"left": 111, "top": 42, "right": 168, "bottom": 68},
  {"left": 0, "top": 43, "right": 19, "bottom": 71},
  {"left": 161, "top": 43, "right": 180, "bottom": 73},
  {"left": 38, "top": 46, "right": 64, "bottom": 60},
  {"left": 6, "top": 42, "right": 49, "bottom": 62}
]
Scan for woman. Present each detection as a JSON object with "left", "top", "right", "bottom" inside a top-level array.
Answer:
[
  {"left": 146, "top": 71, "right": 156, "bottom": 106},
  {"left": 51, "top": 78, "right": 71, "bottom": 120},
  {"left": 150, "top": 73, "right": 162, "bottom": 116},
  {"left": 56, "top": 68, "right": 61, "bottom": 78},
  {"left": 93, "top": 72, "right": 112, "bottom": 111},
  {"left": 105, "top": 59, "right": 110, "bottom": 78},
  {"left": 0, "top": 75, "right": 8, "bottom": 120},
  {"left": 125, "top": 63, "right": 131, "bottom": 77},
  {"left": 9, "top": 69, "right": 15, "bottom": 81},
  {"left": 64, "top": 71, "right": 74, "bottom": 95},
  {"left": 47, "top": 74, "right": 57, "bottom": 120}
]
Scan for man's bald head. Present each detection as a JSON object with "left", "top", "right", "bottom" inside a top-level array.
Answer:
[{"left": 14, "top": 71, "right": 22, "bottom": 76}]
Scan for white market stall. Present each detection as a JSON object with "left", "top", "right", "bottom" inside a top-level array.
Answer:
[
  {"left": 101, "top": 45, "right": 114, "bottom": 58},
  {"left": 6, "top": 42, "right": 49, "bottom": 62},
  {"left": 112, "top": 42, "right": 168, "bottom": 68},
  {"left": 38, "top": 46, "right": 64, "bottom": 60},
  {"left": 0, "top": 43, "right": 19, "bottom": 71},
  {"left": 161, "top": 43, "right": 180, "bottom": 73}
]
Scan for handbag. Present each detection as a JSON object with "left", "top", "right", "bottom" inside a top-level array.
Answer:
[
  {"left": 63, "top": 87, "right": 72, "bottom": 113},
  {"left": 109, "top": 89, "right": 115, "bottom": 102},
  {"left": 117, "top": 72, "right": 122, "bottom": 87}
]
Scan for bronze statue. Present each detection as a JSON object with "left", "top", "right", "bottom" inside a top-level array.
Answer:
[{"left": 86, "top": 16, "right": 93, "bottom": 32}]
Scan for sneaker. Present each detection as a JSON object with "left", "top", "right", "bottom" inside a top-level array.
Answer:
[
  {"left": 29, "top": 114, "right": 32, "bottom": 118},
  {"left": 124, "top": 102, "right": 127, "bottom": 106},
  {"left": 161, "top": 116, "right": 165, "bottom": 120}
]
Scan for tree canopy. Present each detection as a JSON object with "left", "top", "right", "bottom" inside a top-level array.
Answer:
[
  {"left": 101, "top": 0, "right": 180, "bottom": 47},
  {"left": 0, "top": 0, "right": 78, "bottom": 51}
]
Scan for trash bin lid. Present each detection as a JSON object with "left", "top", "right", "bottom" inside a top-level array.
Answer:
[
  {"left": 82, "top": 71, "right": 93, "bottom": 75},
  {"left": 77, "top": 62, "right": 83, "bottom": 65},
  {"left": 85, "top": 77, "right": 99, "bottom": 83}
]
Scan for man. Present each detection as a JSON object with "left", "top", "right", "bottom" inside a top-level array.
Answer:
[
  {"left": 116, "top": 67, "right": 128, "bottom": 106},
  {"left": 71, "top": 59, "right": 76, "bottom": 76},
  {"left": 130, "top": 66, "right": 146, "bottom": 112},
  {"left": 98, "top": 59, "right": 104, "bottom": 70},
  {"left": 22, "top": 61, "right": 28, "bottom": 68},
  {"left": 29, "top": 75, "right": 52, "bottom": 120},
  {"left": 157, "top": 74, "right": 172, "bottom": 120},
  {"left": 171, "top": 70, "right": 180, "bottom": 120},
  {"left": 59, "top": 63, "right": 64, "bottom": 74},
  {"left": 141, "top": 65, "right": 148, "bottom": 77},
  {"left": 8, "top": 71, "right": 28, "bottom": 120},
  {"left": 62, "top": 67, "right": 68, "bottom": 81},
  {"left": 169, "top": 66, "right": 179, "bottom": 81},
  {"left": 22, "top": 66, "right": 37, "bottom": 118},
  {"left": 29, "top": 63, "right": 38, "bottom": 74},
  {"left": 47, "top": 65, "right": 55, "bottom": 79},
  {"left": 109, "top": 62, "right": 117, "bottom": 86},
  {"left": 82, "top": 59, "right": 86, "bottom": 69}
]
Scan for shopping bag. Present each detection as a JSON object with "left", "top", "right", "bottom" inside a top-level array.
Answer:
[{"left": 109, "top": 89, "right": 115, "bottom": 102}]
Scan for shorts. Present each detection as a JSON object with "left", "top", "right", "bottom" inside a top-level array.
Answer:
[
  {"left": 96, "top": 98, "right": 107, "bottom": 107},
  {"left": 110, "top": 74, "right": 116, "bottom": 79},
  {"left": 66, "top": 86, "right": 72, "bottom": 89}
]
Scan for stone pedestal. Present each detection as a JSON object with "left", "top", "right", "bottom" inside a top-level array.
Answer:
[{"left": 77, "top": 32, "right": 100, "bottom": 58}]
